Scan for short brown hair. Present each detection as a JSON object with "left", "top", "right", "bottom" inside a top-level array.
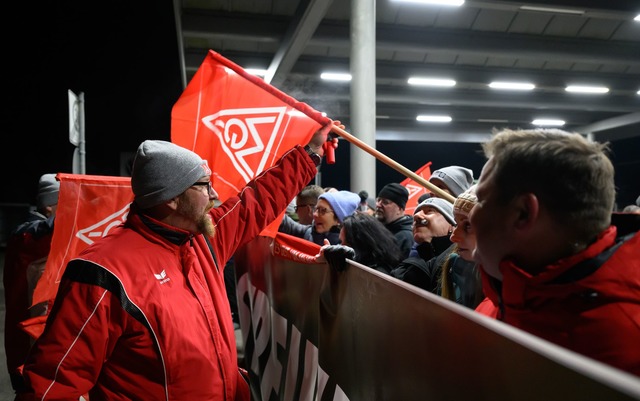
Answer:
[{"left": 482, "top": 128, "right": 614, "bottom": 243}]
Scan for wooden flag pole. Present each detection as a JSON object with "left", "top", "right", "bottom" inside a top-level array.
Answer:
[{"left": 330, "top": 125, "right": 456, "bottom": 204}]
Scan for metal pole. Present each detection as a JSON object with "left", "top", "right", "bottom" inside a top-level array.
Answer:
[
  {"left": 350, "top": 0, "right": 376, "bottom": 196},
  {"left": 79, "top": 92, "right": 86, "bottom": 174}
]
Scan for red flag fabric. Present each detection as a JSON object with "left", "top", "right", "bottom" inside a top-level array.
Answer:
[
  {"left": 32, "top": 174, "right": 133, "bottom": 309},
  {"left": 171, "top": 50, "right": 331, "bottom": 237},
  {"left": 400, "top": 162, "right": 433, "bottom": 215},
  {"left": 272, "top": 232, "right": 322, "bottom": 264}
]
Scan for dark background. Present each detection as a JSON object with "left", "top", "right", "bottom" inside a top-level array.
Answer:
[{"left": 3, "top": 1, "right": 638, "bottom": 210}]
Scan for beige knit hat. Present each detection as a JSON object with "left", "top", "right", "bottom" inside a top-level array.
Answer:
[{"left": 453, "top": 184, "right": 478, "bottom": 216}]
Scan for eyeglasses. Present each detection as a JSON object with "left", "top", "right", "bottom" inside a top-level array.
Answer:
[
  {"left": 191, "top": 181, "right": 213, "bottom": 196},
  {"left": 294, "top": 204, "right": 315, "bottom": 212},
  {"left": 313, "top": 206, "right": 334, "bottom": 216}
]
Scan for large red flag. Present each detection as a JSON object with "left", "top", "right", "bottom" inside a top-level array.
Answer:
[
  {"left": 401, "top": 161, "right": 433, "bottom": 215},
  {"left": 32, "top": 174, "right": 133, "bottom": 309},
  {"left": 171, "top": 50, "right": 331, "bottom": 237}
]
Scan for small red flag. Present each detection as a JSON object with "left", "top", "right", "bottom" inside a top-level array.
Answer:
[
  {"left": 401, "top": 161, "right": 433, "bottom": 215},
  {"left": 32, "top": 174, "right": 133, "bottom": 308},
  {"left": 171, "top": 50, "right": 331, "bottom": 237}
]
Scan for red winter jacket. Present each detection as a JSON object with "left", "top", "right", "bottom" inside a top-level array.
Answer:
[
  {"left": 22, "top": 146, "right": 318, "bottom": 400},
  {"left": 4, "top": 213, "right": 54, "bottom": 393},
  {"left": 476, "top": 218, "right": 640, "bottom": 377}
]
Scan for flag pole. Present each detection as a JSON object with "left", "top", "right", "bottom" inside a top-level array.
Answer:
[{"left": 330, "top": 125, "right": 456, "bottom": 203}]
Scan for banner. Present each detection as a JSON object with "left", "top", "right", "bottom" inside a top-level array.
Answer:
[
  {"left": 234, "top": 236, "right": 640, "bottom": 401},
  {"left": 171, "top": 50, "right": 331, "bottom": 237},
  {"left": 401, "top": 161, "right": 432, "bottom": 214},
  {"left": 32, "top": 174, "right": 133, "bottom": 309}
]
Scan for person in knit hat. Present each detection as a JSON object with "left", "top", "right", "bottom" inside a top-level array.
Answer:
[
  {"left": 279, "top": 189, "right": 360, "bottom": 246},
  {"left": 391, "top": 186, "right": 484, "bottom": 310},
  {"left": 451, "top": 185, "right": 478, "bottom": 262},
  {"left": 36, "top": 173, "right": 60, "bottom": 212},
  {"left": 317, "top": 191, "right": 360, "bottom": 224},
  {"left": 429, "top": 165, "right": 474, "bottom": 197},
  {"left": 376, "top": 183, "right": 413, "bottom": 258},
  {"left": 3, "top": 173, "right": 60, "bottom": 395},
  {"left": 407, "top": 197, "right": 456, "bottom": 262},
  {"left": 22, "top": 120, "right": 340, "bottom": 400}
]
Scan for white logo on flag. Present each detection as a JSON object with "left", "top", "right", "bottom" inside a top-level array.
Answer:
[
  {"left": 201, "top": 107, "right": 289, "bottom": 182},
  {"left": 405, "top": 184, "right": 424, "bottom": 199},
  {"left": 75, "top": 204, "right": 131, "bottom": 245}
]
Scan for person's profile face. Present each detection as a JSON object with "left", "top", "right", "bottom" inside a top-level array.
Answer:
[
  {"left": 313, "top": 199, "right": 338, "bottom": 233},
  {"left": 450, "top": 210, "right": 476, "bottom": 262},
  {"left": 470, "top": 159, "right": 507, "bottom": 280}
]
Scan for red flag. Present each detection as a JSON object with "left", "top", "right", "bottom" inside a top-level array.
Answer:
[
  {"left": 32, "top": 174, "right": 133, "bottom": 309},
  {"left": 401, "top": 162, "right": 433, "bottom": 215},
  {"left": 171, "top": 50, "right": 331, "bottom": 237}
]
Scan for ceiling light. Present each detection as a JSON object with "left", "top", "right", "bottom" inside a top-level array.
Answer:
[
  {"left": 637, "top": 89, "right": 640, "bottom": 95},
  {"left": 416, "top": 115, "right": 452, "bottom": 123},
  {"left": 565, "top": 85, "right": 609, "bottom": 94},
  {"left": 320, "top": 72, "right": 352, "bottom": 82},
  {"left": 488, "top": 81, "right": 535, "bottom": 91},
  {"left": 245, "top": 68, "right": 267, "bottom": 77},
  {"left": 532, "top": 119, "right": 565, "bottom": 126},
  {"left": 408, "top": 77, "right": 456, "bottom": 87},
  {"left": 520, "top": 5, "right": 584, "bottom": 15},
  {"left": 635, "top": 14, "right": 640, "bottom": 21},
  {"left": 392, "top": 0, "right": 464, "bottom": 6}
]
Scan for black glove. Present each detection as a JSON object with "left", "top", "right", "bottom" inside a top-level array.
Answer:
[{"left": 322, "top": 245, "right": 356, "bottom": 272}]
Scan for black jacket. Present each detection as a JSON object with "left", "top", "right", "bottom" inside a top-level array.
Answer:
[{"left": 385, "top": 215, "right": 414, "bottom": 258}]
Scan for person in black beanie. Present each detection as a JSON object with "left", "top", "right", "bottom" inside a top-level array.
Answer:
[{"left": 375, "top": 183, "right": 413, "bottom": 258}]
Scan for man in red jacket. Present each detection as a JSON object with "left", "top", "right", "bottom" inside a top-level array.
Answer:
[
  {"left": 20, "top": 123, "right": 336, "bottom": 400},
  {"left": 471, "top": 128, "right": 640, "bottom": 377},
  {"left": 3, "top": 174, "right": 59, "bottom": 398}
]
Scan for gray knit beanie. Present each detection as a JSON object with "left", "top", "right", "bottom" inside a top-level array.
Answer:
[
  {"left": 36, "top": 173, "right": 60, "bottom": 209},
  {"left": 318, "top": 190, "right": 360, "bottom": 223},
  {"left": 415, "top": 197, "right": 456, "bottom": 226},
  {"left": 131, "top": 140, "right": 210, "bottom": 209},
  {"left": 429, "top": 166, "right": 474, "bottom": 197}
]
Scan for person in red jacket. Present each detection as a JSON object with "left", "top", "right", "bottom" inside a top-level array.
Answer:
[
  {"left": 470, "top": 128, "right": 640, "bottom": 377},
  {"left": 3, "top": 173, "right": 59, "bottom": 398},
  {"left": 20, "top": 123, "right": 336, "bottom": 400}
]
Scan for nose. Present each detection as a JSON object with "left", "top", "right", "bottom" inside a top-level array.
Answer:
[
  {"left": 450, "top": 225, "right": 461, "bottom": 243},
  {"left": 209, "top": 187, "right": 218, "bottom": 200}
]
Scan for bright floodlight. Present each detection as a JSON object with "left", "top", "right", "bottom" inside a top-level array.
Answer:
[
  {"left": 416, "top": 115, "right": 452, "bottom": 123},
  {"left": 489, "top": 81, "right": 535, "bottom": 91},
  {"left": 565, "top": 85, "right": 609, "bottom": 94},
  {"left": 320, "top": 72, "right": 352, "bottom": 82},
  {"left": 532, "top": 119, "right": 565, "bottom": 126}
]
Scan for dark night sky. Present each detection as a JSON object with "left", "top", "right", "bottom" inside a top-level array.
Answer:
[
  {"left": 4, "top": 0, "right": 183, "bottom": 205},
  {"left": 4, "top": 1, "right": 638, "bottom": 209}
]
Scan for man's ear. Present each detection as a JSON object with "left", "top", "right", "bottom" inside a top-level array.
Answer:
[
  {"left": 514, "top": 193, "right": 539, "bottom": 229},
  {"left": 165, "top": 196, "right": 180, "bottom": 212}
]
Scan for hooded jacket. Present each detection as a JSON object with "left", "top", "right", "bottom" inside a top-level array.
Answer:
[
  {"left": 22, "top": 146, "right": 318, "bottom": 400},
  {"left": 476, "top": 214, "right": 640, "bottom": 377}
]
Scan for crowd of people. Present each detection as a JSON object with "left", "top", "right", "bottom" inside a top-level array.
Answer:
[{"left": 3, "top": 126, "right": 640, "bottom": 399}]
